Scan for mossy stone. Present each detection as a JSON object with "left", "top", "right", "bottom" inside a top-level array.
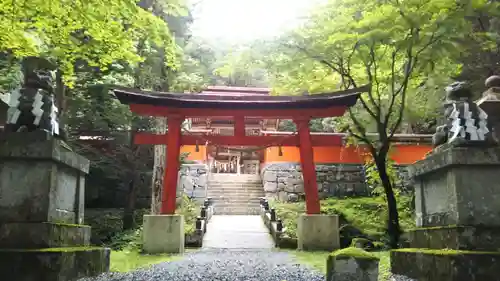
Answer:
[
  {"left": 330, "top": 247, "right": 380, "bottom": 260},
  {"left": 350, "top": 237, "right": 375, "bottom": 250},
  {"left": 391, "top": 248, "right": 500, "bottom": 281},
  {"left": 0, "top": 246, "right": 110, "bottom": 281}
]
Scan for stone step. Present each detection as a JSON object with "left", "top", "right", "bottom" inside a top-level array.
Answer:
[
  {"left": 209, "top": 180, "right": 261, "bottom": 184},
  {"left": 212, "top": 197, "right": 260, "bottom": 201},
  {"left": 213, "top": 204, "right": 261, "bottom": 209},
  {"left": 209, "top": 183, "right": 262, "bottom": 186},
  {"left": 209, "top": 195, "right": 263, "bottom": 199},
  {"left": 208, "top": 185, "right": 263, "bottom": 189},
  {"left": 208, "top": 191, "right": 264, "bottom": 196},
  {"left": 208, "top": 188, "right": 264, "bottom": 192},
  {"left": 209, "top": 174, "right": 260, "bottom": 179},
  {"left": 208, "top": 192, "right": 265, "bottom": 197},
  {"left": 208, "top": 194, "right": 265, "bottom": 199},
  {"left": 212, "top": 207, "right": 261, "bottom": 215}
]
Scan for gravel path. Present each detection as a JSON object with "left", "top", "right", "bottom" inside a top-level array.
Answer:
[
  {"left": 80, "top": 249, "right": 325, "bottom": 281},
  {"left": 202, "top": 216, "right": 275, "bottom": 249}
]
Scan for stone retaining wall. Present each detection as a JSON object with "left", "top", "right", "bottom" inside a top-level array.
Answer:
[
  {"left": 261, "top": 162, "right": 410, "bottom": 201},
  {"left": 178, "top": 164, "right": 208, "bottom": 204}
]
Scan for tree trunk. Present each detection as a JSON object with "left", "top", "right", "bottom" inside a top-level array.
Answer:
[
  {"left": 122, "top": 176, "right": 137, "bottom": 230},
  {"left": 375, "top": 156, "right": 401, "bottom": 249},
  {"left": 122, "top": 130, "right": 139, "bottom": 230},
  {"left": 151, "top": 117, "right": 167, "bottom": 214}
]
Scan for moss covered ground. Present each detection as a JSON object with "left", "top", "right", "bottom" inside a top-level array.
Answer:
[
  {"left": 270, "top": 196, "right": 414, "bottom": 241},
  {"left": 110, "top": 250, "right": 181, "bottom": 272}
]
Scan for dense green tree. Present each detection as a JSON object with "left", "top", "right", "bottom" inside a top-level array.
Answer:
[
  {"left": 256, "top": 0, "right": 499, "bottom": 248},
  {"left": 0, "top": 0, "right": 177, "bottom": 86}
]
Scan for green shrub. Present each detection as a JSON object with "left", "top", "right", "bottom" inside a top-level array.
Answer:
[{"left": 106, "top": 194, "right": 199, "bottom": 250}]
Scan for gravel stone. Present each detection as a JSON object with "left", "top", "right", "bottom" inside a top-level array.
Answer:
[{"left": 79, "top": 249, "right": 325, "bottom": 281}]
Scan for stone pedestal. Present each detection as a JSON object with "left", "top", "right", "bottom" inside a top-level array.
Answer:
[
  {"left": 143, "top": 214, "right": 185, "bottom": 254},
  {"left": 0, "top": 132, "right": 110, "bottom": 281},
  {"left": 391, "top": 144, "right": 500, "bottom": 281},
  {"left": 297, "top": 214, "right": 340, "bottom": 251}
]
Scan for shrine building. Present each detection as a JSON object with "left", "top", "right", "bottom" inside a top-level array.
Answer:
[{"left": 180, "top": 86, "right": 432, "bottom": 175}]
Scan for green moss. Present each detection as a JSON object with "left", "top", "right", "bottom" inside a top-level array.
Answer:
[
  {"left": 270, "top": 195, "right": 415, "bottom": 240},
  {"left": 393, "top": 248, "right": 500, "bottom": 256},
  {"left": 330, "top": 247, "right": 380, "bottom": 260},
  {"left": 407, "top": 225, "right": 459, "bottom": 231},
  {"left": 110, "top": 250, "right": 178, "bottom": 272},
  {"left": 350, "top": 238, "right": 372, "bottom": 247},
  {"left": 372, "top": 241, "right": 386, "bottom": 250},
  {"left": 44, "top": 222, "right": 90, "bottom": 228},
  {"left": 286, "top": 250, "right": 330, "bottom": 273},
  {"left": 0, "top": 246, "right": 104, "bottom": 253}
]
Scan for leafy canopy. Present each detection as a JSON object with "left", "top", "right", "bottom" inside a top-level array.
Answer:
[
  {"left": 0, "top": 0, "right": 179, "bottom": 86},
  {"left": 255, "top": 0, "right": 499, "bottom": 134}
]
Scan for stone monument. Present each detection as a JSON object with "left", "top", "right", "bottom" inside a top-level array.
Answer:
[
  {"left": 391, "top": 80, "right": 500, "bottom": 281},
  {"left": 0, "top": 57, "right": 109, "bottom": 281}
]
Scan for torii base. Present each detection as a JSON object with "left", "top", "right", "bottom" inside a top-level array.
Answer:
[{"left": 143, "top": 215, "right": 185, "bottom": 254}]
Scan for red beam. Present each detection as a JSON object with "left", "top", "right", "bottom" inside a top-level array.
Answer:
[
  {"left": 134, "top": 133, "right": 344, "bottom": 146},
  {"left": 234, "top": 116, "right": 245, "bottom": 137},
  {"left": 129, "top": 104, "right": 347, "bottom": 118}
]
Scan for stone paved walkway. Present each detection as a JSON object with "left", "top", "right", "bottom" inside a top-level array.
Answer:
[{"left": 202, "top": 215, "right": 275, "bottom": 249}]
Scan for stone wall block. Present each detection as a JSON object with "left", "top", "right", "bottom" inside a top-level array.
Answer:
[
  {"left": 260, "top": 162, "right": 409, "bottom": 201},
  {"left": 263, "top": 171, "right": 278, "bottom": 182},
  {"left": 263, "top": 182, "right": 278, "bottom": 192}
]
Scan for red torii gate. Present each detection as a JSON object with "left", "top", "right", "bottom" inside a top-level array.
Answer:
[{"left": 113, "top": 86, "right": 367, "bottom": 215}]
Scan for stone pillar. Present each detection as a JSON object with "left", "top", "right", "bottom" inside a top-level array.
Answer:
[
  {"left": 0, "top": 131, "right": 110, "bottom": 281},
  {"left": 391, "top": 81, "right": 500, "bottom": 281}
]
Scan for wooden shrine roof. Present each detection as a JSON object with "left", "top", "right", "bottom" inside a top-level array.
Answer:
[{"left": 112, "top": 85, "right": 367, "bottom": 111}]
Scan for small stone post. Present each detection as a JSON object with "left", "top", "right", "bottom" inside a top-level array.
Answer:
[
  {"left": 326, "top": 247, "right": 379, "bottom": 281},
  {"left": 391, "top": 80, "right": 500, "bottom": 281}
]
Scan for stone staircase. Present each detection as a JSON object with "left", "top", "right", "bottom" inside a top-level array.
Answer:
[{"left": 207, "top": 173, "right": 265, "bottom": 215}]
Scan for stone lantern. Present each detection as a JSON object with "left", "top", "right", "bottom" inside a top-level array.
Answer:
[{"left": 477, "top": 75, "right": 500, "bottom": 142}]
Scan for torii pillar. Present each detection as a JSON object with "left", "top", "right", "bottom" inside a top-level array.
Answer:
[
  {"left": 294, "top": 118, "right": 321, "bottom": 214},
  {"left": 143, "top": 115, "right": 185, "bottom": 254},
  {"left": 162, "top": 115, "right": 184, "bottom": 214},
  {"left": 294, "top": 118, "right": 340, "bottom": 251}
]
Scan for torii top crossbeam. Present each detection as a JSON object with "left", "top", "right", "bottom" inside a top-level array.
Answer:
[
  {"left": 113, "top": 85, "right": 367, "bottom": 118},
  {"left": 113, "top": 85, "right": 367, "bottom": 215}
]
